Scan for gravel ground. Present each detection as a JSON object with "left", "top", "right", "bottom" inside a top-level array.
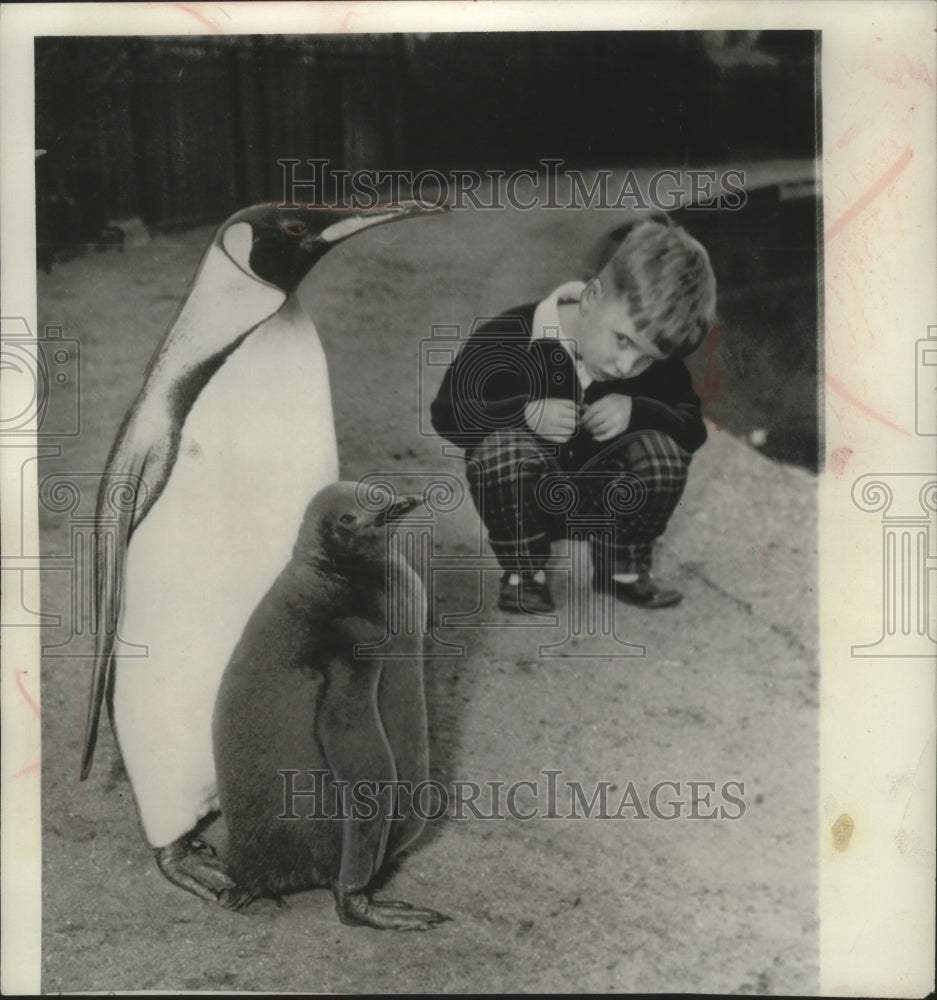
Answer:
[{"left": 37, "top": 178, "right": 818, "bottom": 994}]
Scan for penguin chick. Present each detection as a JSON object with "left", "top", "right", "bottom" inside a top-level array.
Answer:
[{"left": 213, "top": 482, "right": 449, "bottom": 931}]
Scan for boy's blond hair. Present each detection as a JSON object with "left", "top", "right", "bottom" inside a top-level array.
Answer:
[{"left": 602, "top": 218, "right": 717, "bottom": 359}]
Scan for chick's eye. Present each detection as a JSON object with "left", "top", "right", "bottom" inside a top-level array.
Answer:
[
  {"left": 284, "top": 221, "right": 308, "bottom": 236},
  {"left": 338, "top": 513, "right": 356, "bottom": 525}
]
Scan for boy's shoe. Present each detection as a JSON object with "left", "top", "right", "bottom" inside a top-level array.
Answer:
[
  {"left": 594, "top": 571, "right": 683, "bottom": 609},
  {"left": 498, "top": 572, "right": 555, "bottom": 614}
]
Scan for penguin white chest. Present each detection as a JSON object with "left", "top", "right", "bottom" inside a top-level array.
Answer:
[{"left": 113, "top": 298, "right": 339, "bottom": 846}]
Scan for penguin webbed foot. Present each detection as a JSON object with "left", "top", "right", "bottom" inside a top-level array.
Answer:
[
  {"left": 333, "top": 881, "right": 450, "bottom": 931},
  {"left": 154, "top": 835, "right": 235, "bottom": 902},
  {"left": 218, "top": 883, "right": 289, "bottom": 911},
  {"left": 218, "top": 885, "right": 259, "bottom": 911}
]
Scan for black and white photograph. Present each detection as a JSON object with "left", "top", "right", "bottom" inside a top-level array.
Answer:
[{"left": 1, "top": 3, "right": 934, "bottom": 996}]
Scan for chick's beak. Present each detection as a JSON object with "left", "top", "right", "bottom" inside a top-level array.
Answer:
[{"left": 373, "top": 494, "right": 426, "bottom": 526}]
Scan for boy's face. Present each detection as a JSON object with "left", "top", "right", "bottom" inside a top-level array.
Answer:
[{"left": 576, "top": 275, "right": 667, "bottom": 381}]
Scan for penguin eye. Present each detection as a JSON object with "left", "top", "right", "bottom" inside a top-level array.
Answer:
[
  {"left": 283, "top": 221, "right": 308, "bottom": 236},
  {"left": 338, "top": 513, "right": 356, "bottom": 525}
]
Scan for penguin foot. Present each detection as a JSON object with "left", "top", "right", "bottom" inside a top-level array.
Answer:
[
  {"left": 154, "top": 836, "right": 235, "bottom": 902},
  {"left": 218, "top": 885, "right": 261, "bottom": 911},
  {"left": 333, "top": 882, "right": 450, "bottom": 931}
]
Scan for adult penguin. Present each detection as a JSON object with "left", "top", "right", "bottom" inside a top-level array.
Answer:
[
  {"left": 80, "top": 200, "right": 444, "bottom": 901},
  {"left": 213, "top": 481, "right": 447, "bottom": 931}
]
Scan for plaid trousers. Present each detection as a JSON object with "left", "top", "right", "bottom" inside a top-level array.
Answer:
[{"left": 464, "top": 427, "right": 692, "bottom": 576}]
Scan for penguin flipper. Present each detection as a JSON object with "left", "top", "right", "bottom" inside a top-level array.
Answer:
[
  {"left": 317, "top": 636, "right": 397, "bottom": 892},
  {"left": 80, "top": 426, "right": 171, "bottom": 780},
  {"left": 79, "top": 649, "right": 111, "bottom": 781}
]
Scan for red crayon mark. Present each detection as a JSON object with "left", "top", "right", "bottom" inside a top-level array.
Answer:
[
  {"left": 694, "top": 324, "right": 729, "bottom": 429},
  {"left": 835, "top": 117, "right": 872, "bottom": 149},
  {"left": 910, "top": 63, "right": 934, "bottom": 88},
  {"left": 695, "top": 325, "right": 729, "bottom": 404},
  {"left": 859, "top": 46, "right": 934, "bottom": 89},
  {"left": 755, "top": 545, "right": 776, "bottom": 572},
  {"left": 259, "top": 199, "right": 440, "bottom": 211},
  {"left": 10, "top": 762, "right": 40, "bottom": 781},
  {"left": 829, "top": 445, "right": 854, "bottom": 477},
  {"left": 825, "top": 148, "right": 914, "bottom": 243},
  {"left": 170, "top": 3, "right": 223, "bottom": 33},
  {"left": 16, "top": 670, "right": 40, "bottom": 718},
  {"left": 825, "top": 374, "right": 911, "bottom": 436}
]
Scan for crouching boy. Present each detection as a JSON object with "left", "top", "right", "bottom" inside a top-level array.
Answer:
[{"left": 430, "top": 217, "right": 717, "bottom": 615}]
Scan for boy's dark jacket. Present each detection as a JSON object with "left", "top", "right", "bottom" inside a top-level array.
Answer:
[{"left": 430, "top": 302, "right": 707, "bottom": 462}]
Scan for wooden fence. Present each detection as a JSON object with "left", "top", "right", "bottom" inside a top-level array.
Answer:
[{"left": 35, "top": 32, "right": 817, "bottom": 231}]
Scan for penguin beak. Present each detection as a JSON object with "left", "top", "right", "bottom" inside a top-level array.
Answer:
[
  {"left": 317, "top": 202, "right": 448, "bottom": 244},
  {"left": 373, "top": 493, "right": 426, "bottom": 526}
]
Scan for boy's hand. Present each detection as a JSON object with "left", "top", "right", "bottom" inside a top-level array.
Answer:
[
  {"left": 582, "top": 394, "right": 633, "bottom": 441},
  {"left": 525, "top": 398, "right": 578, "bottom": 443}
]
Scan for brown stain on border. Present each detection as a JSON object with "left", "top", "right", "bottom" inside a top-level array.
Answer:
[{"left": 832, "top": 813, "right": 855, "bottom": 851}]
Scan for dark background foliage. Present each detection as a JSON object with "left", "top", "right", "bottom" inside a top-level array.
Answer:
[{"left": 35, "top": 32, "right": 817, "bottom": 227}]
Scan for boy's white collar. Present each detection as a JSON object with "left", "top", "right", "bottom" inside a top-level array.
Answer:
[
  {"left": 531, "top": 281, "right": 586, "bottom": 342},
  {"left": 531, "top": 281, "right": 592, "bottom": 389}
]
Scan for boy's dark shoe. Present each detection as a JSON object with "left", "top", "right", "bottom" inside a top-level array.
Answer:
[
  {"left": 498, "top": 572, "right": 555, "bottom": 614},
  {"left": 594, "top": 571, "right": 683, "bottom": 609}
]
